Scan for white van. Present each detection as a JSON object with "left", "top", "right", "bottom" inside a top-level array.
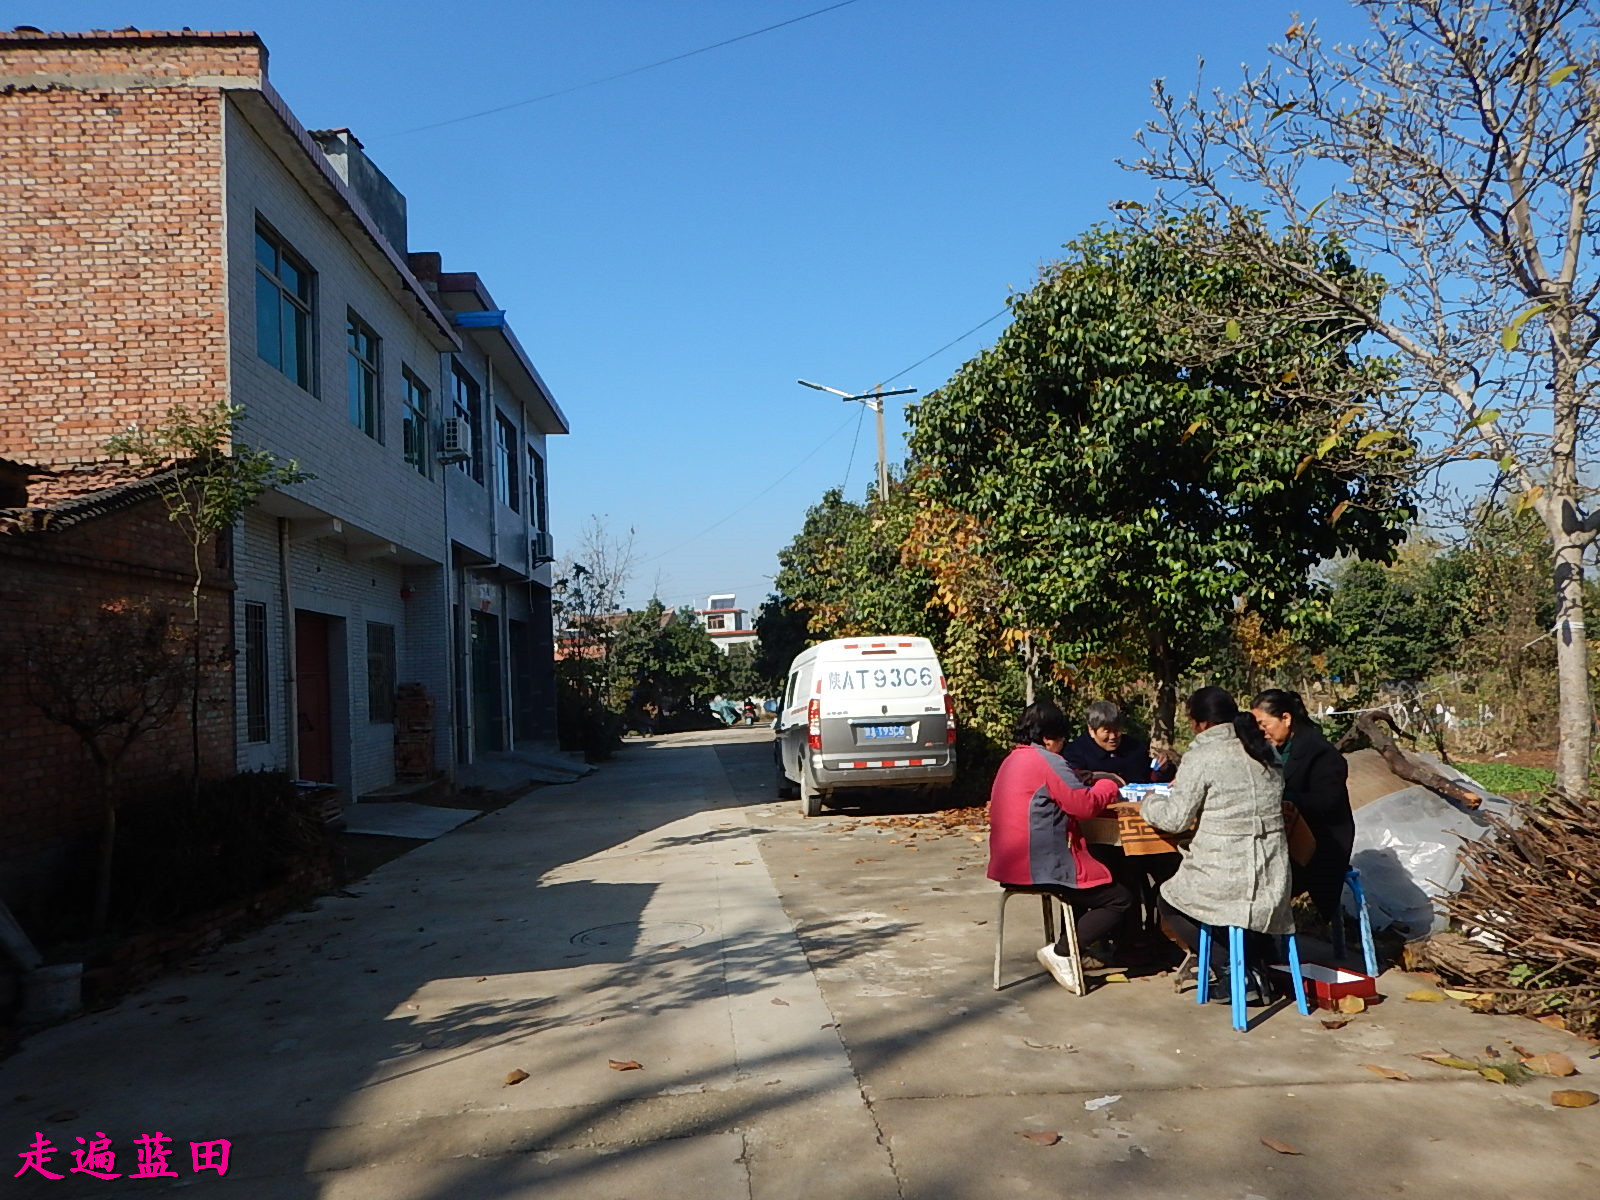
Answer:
[{"left": 773, "top": 636, "right": 957, "bottom": 816}]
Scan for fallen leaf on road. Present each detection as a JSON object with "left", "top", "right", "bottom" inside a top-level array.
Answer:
[
  {"left": 475, "top": 977, "right": 487, "bottom": 983},
  {"left": 1337, "top": 995, "right": 1367, "bottom": 1014},
  {"left": 1104, "top": 972, "right": 1130, "bottom": 983},
  {"left": 1478, "top": 1067, "right": 1509, "bottom": 1084},
  {"left": 1018, "top": 1131, "right": 1061, "bottom": 1146},
  {"left": 1537, "top": 1014, "right": 1568, "bottom": 1030},
  {"left": 1363, "top": 1064, "right": 1411, "bottom": 1081},
  {"left": 1523, "top": 1052, "right": 1577, "bottom": 1077},
  {"left": 1021, "top": 1038, "right": 1075, "bottom": 1052},
  {"left": 820, "top": 1022, "right": 837, "bottom": 1029},
  {"left": 733, "top": 860, "right": 753, "bottom": 865},
  {"left": 1442, "top": 989, "right": 1484, "bottom": 1001},
  {"left": 1261, "top": 1137, "right": 1304, "bottom": 1155},
  {"left": 1483, "top": 1045, "right": 1502, "bottom": 1059},
  {"left": 1414, "top": 1051, "right": 1480, "bottom": 1071},
  {"left": 771, "top": 998, "right": 790, "bottom": 1006},
  {"left": 608, "top": 1060, "right": 643, "bottom": 1072},
  {"left": 1511, "top": 1044, "right": 1535, "bottom": 1058},
  {"left": 1406, "top": 989, "right": 1445, "bottom": 1003},
  {"left": 504, "top": 1069, "right": 530, "bottom": 1086},
  {"left": 1320, "top": 1019, "right": 1351, "bottom": 1030},
  {"left": 583, "top": 1017, "right": 606, "bottom": 1026},
  {"left": 1551, "top": 1090, "right": 1599, "bottom": 1108}
]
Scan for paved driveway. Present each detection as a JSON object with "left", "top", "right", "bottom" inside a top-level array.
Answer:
[{"left": 1, "top": 728, "right": 1595, "bottom": 1199}]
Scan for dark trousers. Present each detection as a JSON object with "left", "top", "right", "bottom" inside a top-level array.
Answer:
[
  {"left": 1043, "top": 879, "right": 1134, "bottom": 954},
  {"left": 1093, "top": 844, "right": 1179, "bottom": 934},
  {"left": 1157, "top": 896, "right": 1275, "bottom": 973}
]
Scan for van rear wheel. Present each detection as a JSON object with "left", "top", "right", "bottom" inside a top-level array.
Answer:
[
  {"left": 776, "top": 763, "right": 798, "bottom": 799},
  {"left": 799, "top": 761, "right": 825, "bottom": 818}
]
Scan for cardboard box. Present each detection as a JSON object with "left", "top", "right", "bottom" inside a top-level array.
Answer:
[
  {"left": 1114, "top": 802, "right": 1183, "bottom": 856},
  {"left": 1271, "top": 962, "right": 1378, "bottom": 1010}
]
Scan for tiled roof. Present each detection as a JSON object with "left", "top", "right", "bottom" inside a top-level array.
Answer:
[
  {"left": 0, "top": 463, "right": 178, "bottom": 536},
  {"left": 1, "top": 28, "right": 261, "bottom": 42}
]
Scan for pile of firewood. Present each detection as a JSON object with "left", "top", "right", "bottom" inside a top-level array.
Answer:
[{"left": 1427, "top": 789, "right": 1600, "bottom": 1037}]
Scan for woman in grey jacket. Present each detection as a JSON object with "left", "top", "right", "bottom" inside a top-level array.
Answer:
[{"left": 1142, "top": 686, "right": 1292, "bottom": 1002}]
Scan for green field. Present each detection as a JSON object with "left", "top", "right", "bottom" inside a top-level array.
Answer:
[{"left": 1452, "top": 760, "right": 1554, "bottom": 796}]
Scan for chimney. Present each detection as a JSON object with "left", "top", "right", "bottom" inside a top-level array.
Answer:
[{"left": 309, "top": 127, "right": 408, "bottom": 254}]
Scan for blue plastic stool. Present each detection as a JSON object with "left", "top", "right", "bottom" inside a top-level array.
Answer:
[
  {"left": 1195, "top": 924, "right": 1311, "bottom": 1030},
  {"left": 1330, "top": 868, "right": 1379, "bottom": 977}
]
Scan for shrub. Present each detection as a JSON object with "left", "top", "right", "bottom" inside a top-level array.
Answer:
[{"left": 110, "top": 770, "right": 331, "bottom": 928}]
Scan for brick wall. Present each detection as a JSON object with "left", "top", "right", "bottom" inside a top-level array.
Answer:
[
  {"left": 0, "top": 30, "right": 265, "bottom": 86},
  {"left": 0, "top": 498, "right": 233, "bottom": 925},
  {"left": 0, "top": 63, "right": 230, "bottom": 465}
]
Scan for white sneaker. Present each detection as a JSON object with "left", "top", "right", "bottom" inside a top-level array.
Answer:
[{"left": 1035, "top": 944, "right": 1085, "bottom": 995}]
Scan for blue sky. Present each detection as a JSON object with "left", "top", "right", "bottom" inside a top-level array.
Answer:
[{"left": 44, "top": 0, "right": 1374, "bottom": 610}]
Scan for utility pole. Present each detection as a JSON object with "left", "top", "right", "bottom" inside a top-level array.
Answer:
[{"left": 796, "top": 379, "right": 917, "bottom": 501}]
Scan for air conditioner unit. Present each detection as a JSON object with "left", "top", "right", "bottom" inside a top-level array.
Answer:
[
  {"left": 531, "top": 530, "right": 554, "bottom": 565},
  {"left": 437, "top": 417, "right": 472, "bottom": 463}
]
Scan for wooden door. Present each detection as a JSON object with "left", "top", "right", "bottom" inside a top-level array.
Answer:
[{"left": 295, "top": 610, "right": 335, "bottom": 783}]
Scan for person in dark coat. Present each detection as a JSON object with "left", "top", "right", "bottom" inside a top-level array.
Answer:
[
  {"left": 1251, "top": 688, "right": 1354, "bottom": 924},
  {"left": 1062, "top": 701, "right": 1178, "bottom": 945},
  {"left": 987, "top": 701, "right": 1128, "bottom": 990},
  {"left": 1061, "top": 700, "right": 1173, "bottom": 784}
]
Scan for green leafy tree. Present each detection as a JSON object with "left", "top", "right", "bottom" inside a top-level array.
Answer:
[
  {"left": 1132, "top": 0, "right": 1600, "bottom": 788},
  {"left": 772, "top": 486, "right": 935, "bottom": 642},
  {"left": 753, "top": 594, "right": 810, "bottom": 691},
  {"left": 610, "top": 600, "right": 726, "bottom": 723},
  {"left": 908, "top": 218, "right": 1413, "bottom": 744},
  {"left": 1324, "top": 555, "right": 1459, "bottom": 687},
  {"left": 106, "top": 402, "right": 307, "bottom": 786},
  {"left": 719, "top": 642, "right": 767, "bottom": 701}
]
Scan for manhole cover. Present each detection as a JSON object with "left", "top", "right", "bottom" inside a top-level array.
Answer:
[{"left": 570, "top": 921, "right": 706, "bottom": 949}]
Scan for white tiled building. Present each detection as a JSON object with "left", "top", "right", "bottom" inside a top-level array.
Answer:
[
  {"left": 696, "top": 594, "right": 759, "bottom": 653},
  {"left": 0, "top": 30, "right": 568, "bottom": 801},
  {"left": 224, "top": 109, "right": 568, "bottom": 796}
]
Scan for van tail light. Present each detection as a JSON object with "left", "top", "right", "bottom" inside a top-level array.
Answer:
[
  {"left": 944, "top": 694, "right": 957, "bottom": 744},
  {"left": 807, "top": 698, "right": 822, "bottom": 750}
]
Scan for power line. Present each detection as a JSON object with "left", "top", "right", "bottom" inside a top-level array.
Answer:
[
  {"left": 880, "top": 305, "right": 1010, "bottom": 386},
  {"left": 634, "top": 410, "right": 858, "bottom": 566},
  {"left": 376, "top": 0, "right": 864, "bottom": 139},
  {"left": 840, "top": 401, "right": 867, "bottom": 493},
  {"left": 634, "top": 304, "right": 1014, "bottom": 568}
]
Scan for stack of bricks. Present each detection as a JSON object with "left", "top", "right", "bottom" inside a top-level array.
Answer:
[{"left": 394, "top": 684, "right": 436, "bottom": 780}]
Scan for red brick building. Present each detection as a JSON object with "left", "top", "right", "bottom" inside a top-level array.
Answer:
[{"left": 0, "top": 462, "right": 233, "bottom": 925}]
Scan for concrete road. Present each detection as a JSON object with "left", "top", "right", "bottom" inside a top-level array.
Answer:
[{"left": 2, "top": 728, "right": 1596, "bottom": 1199}]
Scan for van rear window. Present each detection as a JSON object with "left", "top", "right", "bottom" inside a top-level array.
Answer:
[{"left": 824, "top": 664, "right": 937, "bottom": 692}]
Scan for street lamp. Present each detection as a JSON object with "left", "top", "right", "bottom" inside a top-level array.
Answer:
[{"left": 796, "top": 379, "right": 918, "bottom": 499}]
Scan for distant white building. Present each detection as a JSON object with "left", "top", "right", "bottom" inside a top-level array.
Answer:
[{"left": 696, "top": 593, "right": 758, "bottom": 653}]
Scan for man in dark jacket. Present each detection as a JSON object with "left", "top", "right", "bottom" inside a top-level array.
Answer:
[{"left": 1062, "top": 701, "right": 1172, "bottom": 784}]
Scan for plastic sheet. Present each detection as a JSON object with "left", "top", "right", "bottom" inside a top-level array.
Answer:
[{"left": 1348, "top": 756, "right": 1511, "bottom": 938}]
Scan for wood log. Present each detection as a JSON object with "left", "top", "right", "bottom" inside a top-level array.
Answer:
[
  {"left": 1337, "top": 712, "right": 1482, "bottom": 809},
  {"left": 1407, "top": 931, "right": 1505, "bottom": 981}
]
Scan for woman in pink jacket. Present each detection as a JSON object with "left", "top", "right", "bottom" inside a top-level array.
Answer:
[{"left": 988, "top": 701, "right": 1128, "bottom": 989}]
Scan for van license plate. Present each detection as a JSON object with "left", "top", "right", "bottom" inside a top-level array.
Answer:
[{"left": 862, "top": 725, "right": 908, "bottom": 740}]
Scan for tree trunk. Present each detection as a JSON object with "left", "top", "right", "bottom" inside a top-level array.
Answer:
[
  {"left": 190, "top": 544, "right": 204, "bottom": 797},
  {"left": 91, "top": 758, "right": 117, "bottom": 938},
  {"left": 1337, "top": 712, "right": 1482, "bottom": 809},
  {"left": 1149, "top": 633, "right": 1177, "bottom": 751},
  {"left": 1022, "top": 635, "right": 1038, "bottom": 706},
  {"left": 1551, "top": 532, "right": 1591, "bottom": 794}
]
